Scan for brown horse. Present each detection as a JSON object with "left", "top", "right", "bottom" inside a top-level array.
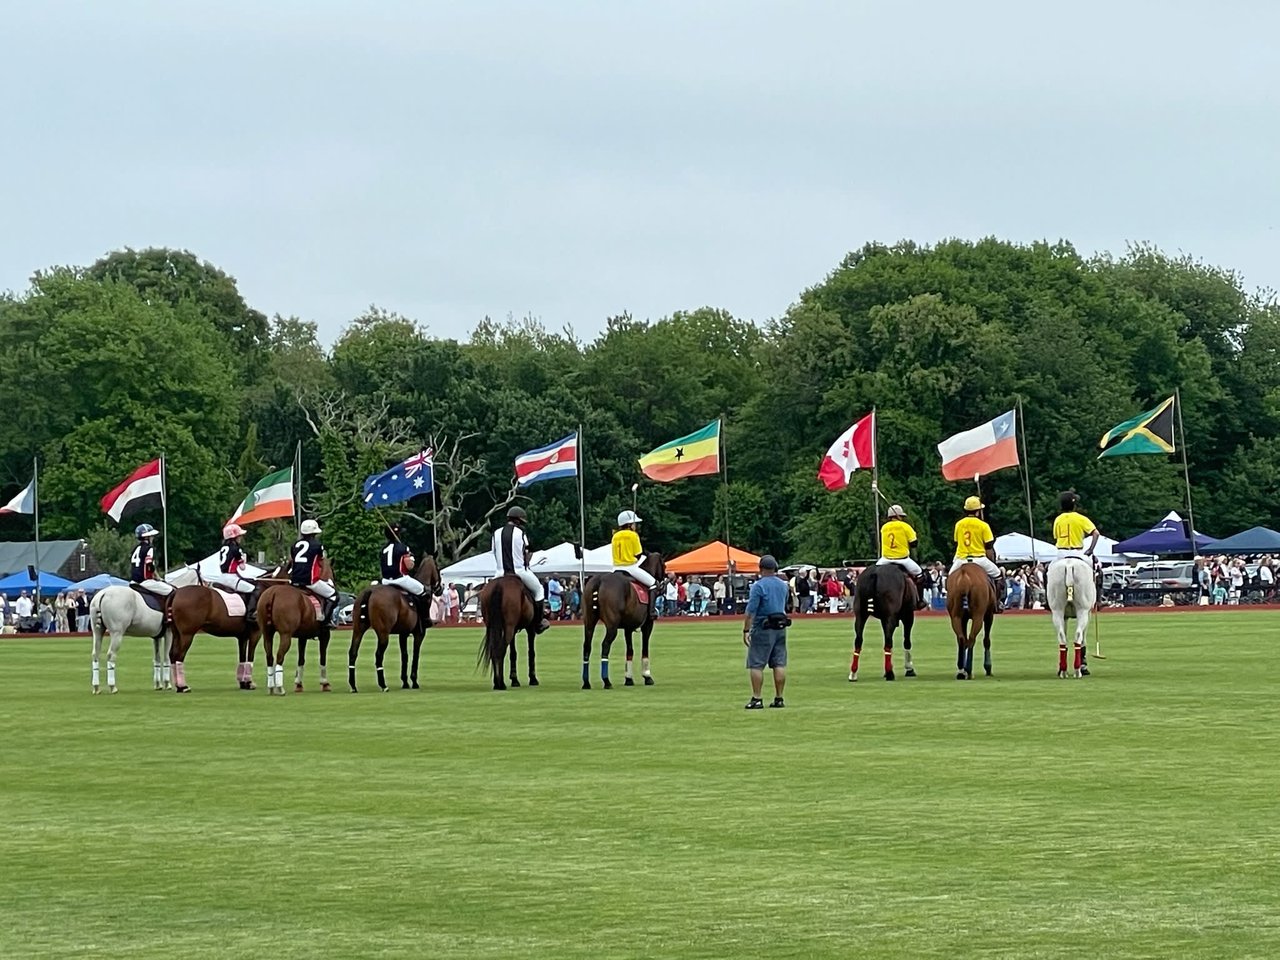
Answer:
[
  {"left": 164, "top": 563, "right": 285, "bottom": 693},
  {"left": 347, "top": 555, "right": 442, "bottom": 693},
  {"left": 250, "top": 556, "right": 336, "bottom": 696},
  {"left": 477, "top": 575, "right": 539, "bottom": 691},
  {"left": 945, "top": 561, "right": 997, "bottom": 680},
  {"left": 850, "top": 563, "right": 917, "bottom": 681},
  {"left": 581, "top": 552, "right": 665, "bottom": 689}
]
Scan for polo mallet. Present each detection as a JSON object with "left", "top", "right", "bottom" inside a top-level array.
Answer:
[{"left": 1092, "top": 583, "right": 1107, "bottom": 659}]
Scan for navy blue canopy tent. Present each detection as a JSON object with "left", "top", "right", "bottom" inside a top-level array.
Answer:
[
  {"left": 1112, "top": 511, "right": 1217, "bottom": 556},
  {"left": 0, "top": 569, "right": 76, "bottom": 597},
  {"left": 1201, "top": 526, "right": 1280, "bottom": 555}
]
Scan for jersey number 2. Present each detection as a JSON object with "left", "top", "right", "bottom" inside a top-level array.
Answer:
[{"left": 293, "top": 542, "right": 309, "bottom": 565}]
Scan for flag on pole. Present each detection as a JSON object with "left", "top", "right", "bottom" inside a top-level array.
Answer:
[
  {"left": 638, "top": 420, "right": 721, "bottom": 482},
  {"left": 937, "top": 410, "right": 1019, "bottom": 481},
  {"left": 362, "top": 450, "right": 434, "bottom": 509},
  {"left": 101, "top": 459, "right": 164, "bottom": 521},
  {"left": 1099, "top": 397, "right": 1176, "bottom": 457},
  {"left": 0, "top": 479, "right": 34, "bottom": 515},
  {"left": 817, "top": 412, "right": 876, "bottom": 491},
  {"left": 228, "top": 467, "right": 295, "bottom": 525},
  {"left": 515, "top": 433, "right": 578, "bottom": 486}
]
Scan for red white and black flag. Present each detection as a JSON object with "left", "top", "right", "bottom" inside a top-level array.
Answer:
[{"left": 101, "top": 458, "right": 165, "bottom": 522}]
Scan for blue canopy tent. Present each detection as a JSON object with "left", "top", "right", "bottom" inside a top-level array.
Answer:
[
  {"left": 1112, "top": 511, "right": 1217, "bottom": 556},
  {"left": 1201, "top": 526, "right": 1280, "bottom": 555},
  {"left": 74, "top": 573, "right": 130, "bottom": 594},
  {"left": 0, "top": 569, "right": 76, "bottom": 597}
]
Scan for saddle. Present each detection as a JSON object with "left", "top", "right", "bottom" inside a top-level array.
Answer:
[
  {"left": 129, "top": 583, "right": 169, "bottom": 614},
  {"left": 612, "top": 570, "right": 649, "bottom": 605},
  {"left": 211, "top": 588, "right": 247, "bottom": 619}
]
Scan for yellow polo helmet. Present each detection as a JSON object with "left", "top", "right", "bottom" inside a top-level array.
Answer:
[{"left": 964, "top": 495, "right": 984, "bottom": 511}]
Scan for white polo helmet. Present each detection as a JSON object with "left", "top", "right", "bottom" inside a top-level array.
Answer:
[
  {"left": 299, "top": 519, "right": 322, "bottom": 535},
  {"left": 887, "top": 504, "right": 906, "bottom": 518},
  {"left": 617, "top": 510, "right": 642, "bottom": 526}
]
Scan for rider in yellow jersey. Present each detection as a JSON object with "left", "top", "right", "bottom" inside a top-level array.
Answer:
[
  {"left": 950, "top": 495, "right": 1005, "bottom": 612},
  {"left": 1052, "top": 490, "right": 1100, "bottom": 559},
  {"left": 612, "top": 510, "right": 656, "bottom": 618},
  {"left": 875, "top": 504, "right": 927, "bottom": 610}
]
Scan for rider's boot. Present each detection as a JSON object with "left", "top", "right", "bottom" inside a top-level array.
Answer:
[
  {"left": 415, "top": 593, "right": 435, "bottom": 629},
  {"left": 991, "top": 578, "right": 1006, "bottom": 614},
  {"left": 535, "top": 600, "right": 551, "bottom": 634},
  {"left": 245, "top": 587, "right": 261, "bottom": 622},
  {"left": 913, "top": 574, "right": 928, "bottom": 611},
  {"left": 321, "top": 594, "right": 337, "bottom": 625}
]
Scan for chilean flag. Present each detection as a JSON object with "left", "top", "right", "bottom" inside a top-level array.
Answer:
[
  {"left": 818, "top": 413, "right": 875, "bottom": 491},
  {"left": 937, "top": 410, "right": 1020, "bottom": 481},
  {"left": 515, "top": 433, "right": 578, "bottom": 486}
]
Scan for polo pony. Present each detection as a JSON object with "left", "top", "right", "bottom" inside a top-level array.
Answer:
[
  {"left": 250, "top": 556, "right": 337, "bottom": 695},
  {"left": 581, "top": 552, "right": 665, "bottom": 689},
  {"left": 347, "top": 554, "right": 442, "bottom": 693},
  {"left": 945, "top": 560, "right": 997, "bottom": 680},
  {"left": 89, "top": 583, "right": 173, "bottom": 694},
  {"left": 849, "top": 563, "right": 917, "bottom": 681},
  {"left": 1046, "top": 556, "right": 1096, "bottom": 678},
  {"left": 477, "top": 574, "right": 541, "bottom": 691}
]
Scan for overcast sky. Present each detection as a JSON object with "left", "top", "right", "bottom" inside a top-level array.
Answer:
[{"left": 4, "top": 1, "right": 1278, "bottom": 343}]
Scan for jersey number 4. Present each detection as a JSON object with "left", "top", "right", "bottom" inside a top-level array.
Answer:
[{"left": 130, "top": 546, "right": 145, "bottom": 567}]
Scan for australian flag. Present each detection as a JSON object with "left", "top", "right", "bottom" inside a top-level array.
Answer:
[{"left": 362, "top": 450, "right": 433, "bottom": 509}]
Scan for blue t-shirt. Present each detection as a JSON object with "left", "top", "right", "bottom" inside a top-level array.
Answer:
[{"left": 745, "top": 575, "right": 789, "bottom": 626}]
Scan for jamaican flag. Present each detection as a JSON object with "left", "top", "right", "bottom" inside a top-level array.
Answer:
[{"left": 1099, "top": 396, "right": 1176, "bottom": 457}]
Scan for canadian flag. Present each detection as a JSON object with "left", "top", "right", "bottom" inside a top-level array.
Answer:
[{"left": 817, "top": 412, "right": 876, "bottom": 491}]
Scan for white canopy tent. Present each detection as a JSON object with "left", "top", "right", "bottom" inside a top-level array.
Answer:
[
  {"left": 440, "top": 542, "right": 616, "bottom": 585},
  {"left": 993, "top": 532, "right": 1057, "bottom": 563},
  {"left": 165, "top": 553, "right": 267, "bottom": 585}
]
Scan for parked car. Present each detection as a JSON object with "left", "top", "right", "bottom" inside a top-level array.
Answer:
[{"left": 1128, "top": 561, "right": 1195, "bottom": 589}]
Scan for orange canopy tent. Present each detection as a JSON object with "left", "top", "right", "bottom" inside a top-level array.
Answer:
[{"left": 665, "top": 541, "right": 761, "bottom": 575}]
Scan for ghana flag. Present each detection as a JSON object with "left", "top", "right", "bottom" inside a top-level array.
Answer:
[
  {"left": 1099, "top": 396, "right": 1176, "bottom": 457},
  {"left": 638, "top": 420, "right": 721, "bottom": 482}
]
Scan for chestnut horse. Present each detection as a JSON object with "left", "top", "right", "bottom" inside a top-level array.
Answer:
[
  {"left": 250, "top": 556, "right": 336, "bottom": 696},
  {"left": 164, "top": 563, "right": 284, "bottom": 693},
  {"left": 945, "top": 561, "right": 997, "bottom": 680},
  {"left": 850, "top": 563, "right": 917, "bottom": 682},
  {"left": 581, "top": 552, "right": 665, "bottom": 689},
  {"left": 347, "top": 555, "right": 442, "bottom": 693},
  {"left": 477, "top": 575, "right": 539, "bottom": 691}
]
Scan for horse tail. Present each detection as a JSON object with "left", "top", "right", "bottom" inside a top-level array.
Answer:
[{"left": 477, "top": 585, "right": 505, "bottom": 671}]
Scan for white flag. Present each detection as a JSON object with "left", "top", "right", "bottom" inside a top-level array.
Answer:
[{"left": 0, "top": 479, "right": 34, "bottom": 515}]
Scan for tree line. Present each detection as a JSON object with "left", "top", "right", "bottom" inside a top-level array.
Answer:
[{"left": 2, "top": 240, "right": 1277, "bottom": 586}]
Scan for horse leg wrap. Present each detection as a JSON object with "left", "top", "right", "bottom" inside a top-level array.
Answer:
[
  {"left": 319, "top": 665, "right": 328, "bottom": 684},
  {"left": 235, "top": 663, "right": 245, "bottom": 683},
  {"left": 273, "top": 664, "right": 284, "bottom": 691},
  {"left": 173, "top": 662, "right": 186, "bottom": 689},
  {"left": 1073, "top": 644, "right": 1084, "bottom": 673},
  {"left": 624, "top": 656, "right": 634, "bottom": 680},
  {"left": 883, "top": 649, "right": 893, "bottom": 674},
  {"left": 1058, "top": 646, "right": 1068, "bottom": 673},
  {"left": 92, "top": 660, "right": 100, "bottom": 689},
  {"left": 153, "top": 663, "right": 162, "bottom": 687},
  {"left": 851, "top": 651, "right": 861, "bottom": 674},
  {"left": 107, "top": 662, "right": 117, "bottom": 689},
  {"left": 162, "top": 664, "right": 172, "bottom": 686},
  {"left": 601, "top": 658, "right": 609, "bottom": 682},
  {"left": 581, "top": 660, "right": 590, "bottom": 685},
  {"left": 641, "top": 656, "right": 651, "bottom": 677}
]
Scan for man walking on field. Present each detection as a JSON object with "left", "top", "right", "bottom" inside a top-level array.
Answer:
[{"left": 742, "top": 555, "right": 790, "bottom": 710}]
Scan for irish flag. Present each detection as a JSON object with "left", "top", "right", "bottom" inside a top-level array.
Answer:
[
  {"left": 638, "top": 420, "right": 721, "bottom": 482},
  {"left": 228, "top": 467, "right": 295, "bottom": 525},
  {"left": 937, "top": 410, "right": 1020, "bottom": 481}
]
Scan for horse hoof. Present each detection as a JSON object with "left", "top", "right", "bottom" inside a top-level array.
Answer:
[
  {"left": 905, "top": 668, "right": 917, "bottom": 678},
  {"left": 1057, "top": 669, "right": 1068, "bottom": 679},
  {"left": 246, "top": 681, "right": 256, "bottom": 690},
  {"left": 1079, "top": 667, "right": 1090, "bottom": 677},
  {"left": 624, "top": 677, "right": 635, "bottom": 687},
  {"left": 175, "top": 686, "right": 190, "bottom": 694},
  {"left": 410, "top": 681, "right": 420, "bottom": 690},
  {"left": 510, "top": 679, "right": 521, "bottom": 688},
  {"left": 884, "top": 671, "right": 895, "bottom": 681},
  {"left": 643, "top": 676, "right": 655, "bottom": 686},
  {"left": 494, "top": 685, "right": 506, "bottom": 692},
  {"left": 848, "top": 673, "right": 858, "bottom": 683},
  {"left": 582, "top": 682, "right": 591, "bottom": 690},
  {"left": 528, "top": 677, "right": 539, "bottom": 687},
  {"left": 603, "top": 679, "right": 613, "bottom": 689},
  {"left": 109, "top": 686, "right": 118, "bottom": 695},
  {"left": 92, "top": 686, "right": 100, "bottom": 695},
  {"left": 956, "top": 672, "right": 967, "bottom": 680},
  {"left": 985, "top": 668, "right": 993, "bottom": 677},
  {"left": 294, "top": 684, "right": 304, "bottom": 693},
  {"left": 350, "top": 687, "right": 358, "bottom": 694}
]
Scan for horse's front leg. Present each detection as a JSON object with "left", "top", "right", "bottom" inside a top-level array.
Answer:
[
  {"left": 600, "top": 627, "right": 618, "bottom": 689},
  {"left": 410, "top": 628, "right": 424, "bottom": 689},
  {"left": 850, "top": 613, "right": 867, "bottom": 681},
  {"left": 1052, "top": 608, "right": 1069, "bottom": 678},
  {"left": 319, "top": 629, "right": 331, "bottom": 691},
  {"left": 507, "top": 630, "right": 520, "bottom": 688},
  {"left": 526, "top": 629, "right": 538, "bottom": 686},
  {"left": 375, "top": 633, "right": 390, "bottom": 692},
  {"left": 983, "top": 614, "right": 994, "bottom": 677},
  {"left": 881, "top": 617, "right": 896, "bottom": 681},
  {"left": 399, "top": 632, "right": 410, "bottom": 689},
  {"left": 902, "top": 614, "right": 916, "bottom": 677},
  {"left": 582, "top": 622, "right": 595, "bottom": 690},
  {"left": 294, "top": 636, "right": 307, "bottom": 692},
  {"left": 624, "top": 630, "right": 636, "bottom": 686},
  {"left": 640, "top": 618, "right": 655, "bottom": 685}
]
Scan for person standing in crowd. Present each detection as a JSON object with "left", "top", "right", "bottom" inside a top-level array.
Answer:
[
  {"left": 795, "top": 569, "right": 812, "bottom": 614},
  {"left": 742, "top": 555, "right": 790, "bottom": 710},
  {"left": 1259, "top": 557, "right": 1275, "bottom": 601},
  {"left": 75, "top": 590, "right": 90, "bottom": 632},
  {"left": 712, "top": 576, "right": 726, "bottom": 615},
  {"left": 15, "top": 590, "right": 34, "bottom": 625},
  {"left": 663, "top": 577, "right": 678, "bottom": 617}
]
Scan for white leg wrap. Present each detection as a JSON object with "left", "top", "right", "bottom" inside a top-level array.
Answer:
[
  {"left": 92, "top": 660, "right": 100, "bottom": 688},
  {"left": 162, "top": 664, "right": 172, "bottom": 685},
  {"left": 274, "top": 664, "right": 284, "bottom": 690},
  {"left": 642, "top": 657, "right": 651, "bottom": 677},
  {"left": 153, "top": 663, "right": 162, "bottom": 686},
  {"left": 108, "top": 663, "right": 117, "bottom": 688},
  {"left": 624, "top": 659, "right": 634, "bottom": 679}
]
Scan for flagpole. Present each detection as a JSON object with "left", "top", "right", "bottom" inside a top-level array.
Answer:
[
  {"left": 32, "top": 456, "right": 41, "bottom": 600},
  {"left": 576, "top": 424, "right": 587, "bottom": 595},
  {"left": 160, "top": 452, "right": 169, "bottom": 573},
  {"left": 719, "top": 417, "right": 732, "bottom": 573},
  {"left": 1175, "top": 388, "right": 1197, "bottom": 552},
  {"left": 871, "top": 407, "right": 881, "bottom": 557},
  {"left": 1016, "top": 397, "right": 1038, "bottom": 564},
  {"left": 294, "top": 440, "right": 303, "bottom": 529}
]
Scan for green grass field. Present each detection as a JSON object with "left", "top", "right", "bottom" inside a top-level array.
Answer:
[{"left": 2, "top": 612, "right": 1278, "bottom": 959}]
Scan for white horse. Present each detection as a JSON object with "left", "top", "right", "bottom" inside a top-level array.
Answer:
[
  {"left": 1045, "top": 557, "right": 1096, "bottom": 678},
  {"left": 89, "top": 584, "right": 179, "bottom": 694}
]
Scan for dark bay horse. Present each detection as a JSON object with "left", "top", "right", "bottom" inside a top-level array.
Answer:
[
  {"left": 581, "top": 553, "right": 665, "bottom": 689},
  {"left": 477, "top": 575, "right": 539, "bottom": 691},
  {"left": 347, "top": 555, "right": 442, "bottom": 693},
  {"left": 850, "top": 563, "right": 917, "bottom": 682},
  {"left": 164, "top": 563, "right": 284, "bottom": 692},
  {"left": 946, "top": 561, "right": 997, "bottom": 680},
  {"left": 250, "top": 556, "right": 336, "bottom": 696}
]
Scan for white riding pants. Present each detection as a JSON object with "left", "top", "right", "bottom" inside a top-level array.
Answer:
[
  {"left": 616, "top": 563, "right": 656, "bottom": 588},
  {"left": 949, "top": 556, "right": 1002, "bottom": 578},
  {"left": 381, "top": 575, "right": 425, "bottom": 596},
  {"left": 206, "top": 572, "right": 255, "bottom": 594},
  {"left": 876, "top": 556, "right": 922, "bottom": 577},
  {"left": 137, "top": 579, "right": 174, "bottom": 596},
  {"left": 514, "top": 569, "right": 544, "bottom": 601},
  {"left": 305, "top": 579, "right": 336, "bottom": 600}
]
